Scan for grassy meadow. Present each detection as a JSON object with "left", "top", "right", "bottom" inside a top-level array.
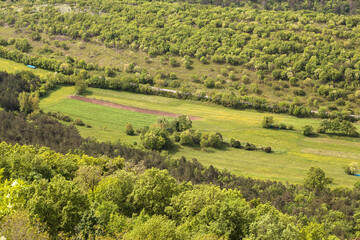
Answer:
[
  {"left": 0, "top": 57, "right": 51, "bottom": 76},
  {"left": 39, "top": 86, "right": 360, "bottom": 186}
]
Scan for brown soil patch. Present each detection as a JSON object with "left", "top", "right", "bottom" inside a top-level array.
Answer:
[{"left": 69, "top": 95, "right": 201, "bottom": 121}]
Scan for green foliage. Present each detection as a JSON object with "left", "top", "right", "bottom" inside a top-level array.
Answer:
[
  {"left": 180, "top": 130, "right": 193, "bottom": 145},
  {"left": 304, "top": 167, "right": 333, "bottom": 191},
  {"left": 125, "top": 123, "right": 135, "bottom": 135},
  {"left": 302, "top": 125, "right": 314, "bottom": 136},
  {"left": 246, "top": 204, "right": 300, "bottom": 240},
  {"left": 200, "top": 132, "right": 222, "bottom": 149},
  {"left": 14, "top": 38, "right": 31, "bottom": 52},
  {"left": 125, "top": 215, "right": 185, "bottom": 240},
  {"left": 94, "top": 170, "right": 136, "bottom": 215},
  {"left": 174, "top": 115, "right": 192, "bottom": 132},
  {"left": 27, "top": 175, "right": 89, "bottom": 236},
  {"left": 262, "top": 116, "right": 274, "bottom": 128},
  {"left": 74, "top": 165, "right": 102, "bottom": 192},
  {"left": 204, "top": 78, "right": 215, "bottom": 88},
  {"left": 0, "top": 210, "right": 50, "bottom": 240},
  {"left": 74, "top": 118, "right": 85, "bottom": 126},
  {"left": 317, "top": 118, "right": 359, "bottom": 137},
  {"left": 130, "top": 168, "right": 179, "bottom": 215},
  {"left": 75, "top": 81, "right": 88, "bottom": 95},
  {"left": 345, "top": 162, "right": 359, "bottom": 175},
  {"left": 18, "top": 91, "right": 39, "bottom": 114},
  {"left": 141, "top": 128, "right": 168, "bottom": 150}
]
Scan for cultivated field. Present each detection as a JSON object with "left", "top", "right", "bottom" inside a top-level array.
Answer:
[{"left": 40, "top": 86, "right": 360, "bottom": 186}]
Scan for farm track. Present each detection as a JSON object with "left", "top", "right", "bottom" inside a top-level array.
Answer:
[{"left": 68, "top": 95, "right": 201, "bottom": 121}]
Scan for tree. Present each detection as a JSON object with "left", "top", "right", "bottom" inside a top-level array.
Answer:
[
  {"left": 140, "top": 127, "right": 172, "bottom": 150},
  {"left": 180, "top": 130, "right": 193, "bottom": 145},
  {"left": 26, "top": 176, "right": 89, "bottom": 236},
  {"left": 125, "top": 123, "right": 135, "bottom": 135},
  {"left": 94, "top": 170, "right": 136, "bottom": 215},
  {"left": 124, "top": 215, "right": 184, "bottom": 240},
  {"left": 302, "top": 125, "right": 314, "bottom": 136},
  {"left": 174, "top": 115, "right": 192, "bottom": 132},
  {"left": 14, "top": 38, "right": 31, "bottom": 52},
  {"left": 74, "top": 165, "right": 102, "bottom": 192},
  {"left": 200, "top": 132, "right": 222, "bottom": 149},
  {"left": 304, "top": 167, "right": 332, "bottom": 191},
  {"left": 129, "top": 168, "right": 179, "bottom": 215},
  {"left": 0, "top": 210, "right": 50, "bottom": 240},
  {"left": 262, "top": 116, "right": 274, "bottom": 128},
  {"left": 18, "top": 91, "right": 39, "bottom": 114},
  {"left": 246, "top": 204, "right": 300, "bottom": 240},
  {"left": 75, "top": 81, "right": 88, "bottom": 95},
  {"left": 205, "top": 78, "right": 215, "bottom": 88}
]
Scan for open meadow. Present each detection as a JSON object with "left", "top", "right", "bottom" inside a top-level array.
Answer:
[
  {"left": 40, "top": 86, "right": 360, "bottom": 186},
  {"left": 0, "top": 57, "right": 51, "bottom": 76}
]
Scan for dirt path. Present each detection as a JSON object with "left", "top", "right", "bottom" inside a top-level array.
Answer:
[{"left": 69, "top": 95, "right": 201, "bottom": 120}]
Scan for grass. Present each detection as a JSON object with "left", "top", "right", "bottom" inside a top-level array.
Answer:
[
  {"left": 39, "top": 88, "right": 167, "bottom": 142},
  {"left": 40, "top": 86, "right": 360, "bottom": 187},
  {"left": 0, "top": 57, "right": 51, "bottom": 77}
]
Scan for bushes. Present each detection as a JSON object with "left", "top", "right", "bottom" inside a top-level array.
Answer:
[
  {"left": 200, "top": 132, "right": 222, "bottom": 149},
  {"left": 264, "top": 146, "right": 272, "bottom": 153},
  {"left": 125, "top": 123, "right": 135, "bottom": 135},
  {"left": 229, "top": 138, "right": 241, "bottom": 148},
  {"left": 262, "top": 117, "right": 294, "bottom": 130},
  {"left": 317, "top": 118, "right": 359, "bottom": 137},
  {"left": 302, "top": 125, "right": 314, "bottom": 136},
  {"left": 74, "top": 119, "right": 85, "bottom": 126},
  {"left": 204, "top": 78, "right": 215, "bottom": 88},
  {"left": 345, "top": 162, "right": 359, "bottom": 175},
  {"left": 262, "top": 116, "right": 274, "bottom": 128}
]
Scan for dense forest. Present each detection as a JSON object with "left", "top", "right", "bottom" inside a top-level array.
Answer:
[{"left": 1, "top": 0, "right": 360, "bottom": 117}]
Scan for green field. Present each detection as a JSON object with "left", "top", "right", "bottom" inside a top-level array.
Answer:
[
  {"left": 40, "top": 87, "right": 165, "bottom": 141},
  {"left": 40, "top": 86, "right": 360, "bottom": 186},
  {"left": 0, "top": 57, "right": 51, "bottom": 76}
]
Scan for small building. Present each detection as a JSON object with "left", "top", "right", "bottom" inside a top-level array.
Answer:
[{"left": 27, "top": 65, "right": 36, "bottom": 69}]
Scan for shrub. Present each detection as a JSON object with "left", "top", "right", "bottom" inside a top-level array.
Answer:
[
  {"left": 169, "top": 58, "right": 179, "bottom": 67},
  {"left": 61, "top": 115, "right": 72, "bottom": 122},
  {"left": 200, "top": 56, "right": 208, "bottom": 64},
  {"left": 172, "top": 132, "right": 180, "bottom": 142},
  {"left": 302, "top": 125, "right": 314, "bottom": 136},
  {"left": 229, "top": 71, "right": 237, "bottom": 81},
  {"left": 244, "top": 143, "right": 256, "bottom": 150},
  {"left": 75, "top": 81, "right": 88, "bottom": 95},
  {"left": 74, "top": 119, "right": 85, "bottom": 126},
  {"left": 125, "top": 123, "right": 135, "bottom": 135},
  {"left": 14, "top": 38, "right": 31, "bottom": 52},
  {"left": 287, "top": 125, "right": 294, "bottom": 130},
  {"left": 200, "top": 132, "right": 222, "bottom": 149},
  {"left": 229, "top": 138, "right": 241, "bottom": 148},
  {"left": 180, "top": 130, "right": 193, "bottom": 145},
  {"left": 279, "top": 123, "right": 287, "bottom": 129},
  {"left": 204, "top": 78, "right": 215, "bottom": 88},
  {"left": 345, "top": 162, "right": 359, "bottom": 175},
  {"left": 294, "top": 89, "right": 306, "bottom": 96},
  {"left": 262, "top": 116, "right": 274, "bottom": 128},
  {"left": 264, "top": 147, "right": 272, "bottom": 153},
  {"left": 169, "top": 73, "right": 177, "bottom": 80},
  {"left": 289, "top": 77, "right": 298, "bottom": 86}
]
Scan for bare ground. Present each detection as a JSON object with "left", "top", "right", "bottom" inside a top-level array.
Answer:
[{"left": 68, "top": 95, "right": 201, "bottom": 120}]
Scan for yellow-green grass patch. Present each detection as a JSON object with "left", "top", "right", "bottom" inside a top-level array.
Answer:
[{"left": 0, "top": 57, "right": 51, "bottom": 77}]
